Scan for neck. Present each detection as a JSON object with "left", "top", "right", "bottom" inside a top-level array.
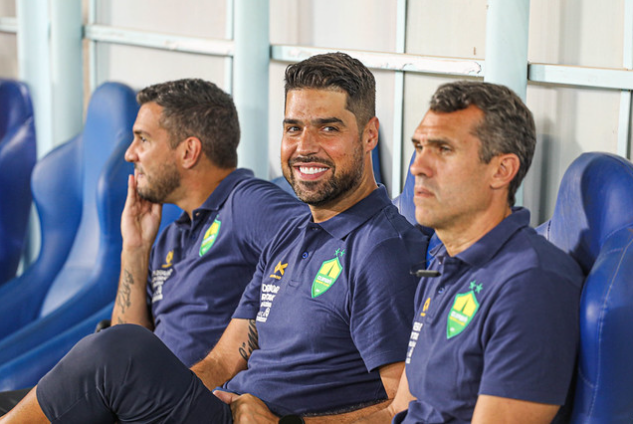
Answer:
[
  {"left": 176, "top": 166, "right": 236, "bottom": 220},
  {"left": 310, "top": 174, "right": 377, "bottom": 223},
  {"left": 436, "top": 204, "right": 512, "bottom": 257}
]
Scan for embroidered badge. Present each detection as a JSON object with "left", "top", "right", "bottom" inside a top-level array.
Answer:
[
  {"left": 199, "top": 218, "right": 221, "bottom": 256},
  {"left": 447, "top": 281, "right": 481, "bottom": 339},
  {"left": 311, "top": 249, "right": 344, "bottom": 298}
]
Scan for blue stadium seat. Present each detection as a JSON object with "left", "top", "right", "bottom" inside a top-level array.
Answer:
[
  {"left": 536, "top": 152, "right": 633, "bottom": 423},
  {"left": 0, "top": 82, "right": 138, "bottom": 365},
  {"left": 0, "top": 204, "right": 183, "bottom": 390},
  {"left": 0, "top": 79, "right": 37, "bottom": 286}
]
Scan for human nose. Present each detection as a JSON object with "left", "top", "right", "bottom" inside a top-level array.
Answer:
[
  {"left": 124, "top": 139, "right": 138, "bottom": 163},
  {"left": 410, "top": 149, "right": 433, "bottom": 178},
  {"left": 295, "top": 129, "right": 320, "bottom": 155}
]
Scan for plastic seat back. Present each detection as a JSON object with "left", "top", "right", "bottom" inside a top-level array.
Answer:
[
  {"left": 536, "top": 152, "right": 633, "bottom": 423},
  {"left": 0, "top": 79, "right": 37, "bottom": 285},
  {"left": 0, "top": 82, "right": 137, "bottom": 360}
]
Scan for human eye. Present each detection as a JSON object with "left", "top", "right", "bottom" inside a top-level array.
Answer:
[
  {"left": 438, "top": 144, "right": 452, "bottom": 153},
  {"left": 284, "top": 124, "right": 301, "bottom": 134},
  {"left": 412, "top": 141, "right": 423, "bottom": 153},
  {"left": 140, "top": 136, "right": 148, "bottom": 143}
]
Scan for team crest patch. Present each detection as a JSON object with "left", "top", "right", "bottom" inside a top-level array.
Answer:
[
  {"left": 199, "top": 218, "right": 221, "bottom": 256},
  {"left": 311, "top": 249, "right": 345, "bottom": 298},
  {"left": 447, "top": 281, "right": 482, "bottom": 339}
]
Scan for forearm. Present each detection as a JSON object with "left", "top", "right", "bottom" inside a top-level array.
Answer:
[
  {"left": 349, "top": 405, "right": 396, "bottom": 423},
  {"left": 111, "top": 248, "right": 153, "bottom": 328},
  {"left": 190, "top": 319, "right": 254, "bottom": 391}
]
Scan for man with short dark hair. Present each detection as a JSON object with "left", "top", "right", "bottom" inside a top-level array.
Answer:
[
  {"left": 0, "top": 53, "right": 427, "bottom": 423},
  {"left": 356, "top": 81, "right": 583, "bottom": 423},
  {"left": 113, "top": 78, "right": 308, "bottom": 368}
]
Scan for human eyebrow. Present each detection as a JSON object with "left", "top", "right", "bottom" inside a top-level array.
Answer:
[
  {"left": 133, "top": 129, "right": 150, "bottom": 137},
  {"left": 314, "top": 117, "right": 345, "bottom": 127},
  {"left": 411, "top": 137, "right": 452, "bottom": 147}
]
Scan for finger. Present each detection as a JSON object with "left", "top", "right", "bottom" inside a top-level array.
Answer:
[
  {"left": 125, "top": 174, "right": 137, "bottom": 206},
  {"left": 213, "top": 390, "right": 240, "bottom": 405}
]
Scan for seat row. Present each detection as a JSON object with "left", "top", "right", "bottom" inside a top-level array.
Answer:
[{"left": 0, "top": 79, "right": 632, "bottom": 422}]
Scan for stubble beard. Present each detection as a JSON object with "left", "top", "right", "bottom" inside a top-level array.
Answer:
[
  {"left": 283, "top": 143, "right": 365, "bottom": 207},
  {"left": 136, "top": 161, "right": 181, "bottom": 204}
]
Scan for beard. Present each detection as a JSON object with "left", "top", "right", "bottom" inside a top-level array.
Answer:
[
  {"left": 283, "top": 142, "right": 365, "bottom": 207},
  {"left": 136, "top": 161, "right": 181, "bottom": 204}
]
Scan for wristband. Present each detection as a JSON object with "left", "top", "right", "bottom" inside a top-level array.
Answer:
[{"left": 279, "top": 414, "right": 305, "bottom": 424}]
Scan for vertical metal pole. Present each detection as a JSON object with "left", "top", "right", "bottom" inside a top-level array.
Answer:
[
  {"left": 233, "top": 0, "right": 269, "bottom": 179},
  {"left": 16, "top": 0, "right": 52, "bottom": 267},
  {"left": 484, "top": 0, "right": 530, "bottom": 100},
  {"left": 484, "top": 0, "right": 530, "bottom": 205},
  {"left": 391, "top": 0, "right": 407, "bottom": 196},
  {"left": 16, "top": 0, "right": 53, "bottom": 158},
  {"left": 88, "top": 0, "right": 97, "bottom": 93},
  {"left": 50, "top": 0, "right": 83, "bottom": 146},
  {"left": 618, "top": 0, "right": 633, "bottom": 159},
  {"left": 224, "top": 0, "right": 234, "bottom": 95}
]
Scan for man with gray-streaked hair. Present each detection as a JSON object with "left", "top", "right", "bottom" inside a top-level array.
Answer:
[{"left": 357, "top": 81, "right": 583, "bottom": 423}]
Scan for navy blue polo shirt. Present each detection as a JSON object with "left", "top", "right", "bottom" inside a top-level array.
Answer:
[
  {"left": 226, "top": 186, "right": 428, "bottom": 416},
  {"left": 396, "top": 208, "right": 583, "bottom": 424},
  {"left": 148, "top": 169, "right": 308, "bottom": 367}
]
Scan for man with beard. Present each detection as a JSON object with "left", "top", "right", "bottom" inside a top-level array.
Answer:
[
  {"left": 0, "top": 53, "right": 427, "bottom": 423},
  {"left": 113, "top": 79, "right": 308, "bottom": 369}
]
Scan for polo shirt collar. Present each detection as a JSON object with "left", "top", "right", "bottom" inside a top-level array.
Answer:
[
  {"left": 174, "top": 168, "right": 254, "bottom": 224},
  {"left": 430, "top": 207, "right": 530, "bottom": 267},
  {"left": 306, "top": 185, "right": 391, "bottom": 240}
]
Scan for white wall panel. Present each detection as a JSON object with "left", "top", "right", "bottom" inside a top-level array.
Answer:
[
  {"left": 93, "top": 43, "right": 227, "bottom": 92},
  {"left": 0, "top": 0, "right": 17, "bottom": 78}
]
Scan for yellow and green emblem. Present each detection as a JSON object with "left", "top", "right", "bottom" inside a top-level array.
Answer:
[
  {"left": 311, "top": 249, "right": 345, "bottom": 298},
  {"left": 447, "top": 281, "right": 482, "bottom": 339},
  {"left": 199, "top": 218, "right": 221, "bottom": 256}
]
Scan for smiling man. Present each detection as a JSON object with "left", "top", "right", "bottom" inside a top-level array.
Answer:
[
  {"left": 356, "top": 81, "right": 583, "bottom": 423},
  {"left": 0, "top": 53, "right": 427, "bottom": 424}
]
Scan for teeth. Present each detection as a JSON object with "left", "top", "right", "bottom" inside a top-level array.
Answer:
[{"left": 299, "top": 166, "right": 328, "bottom": 175}]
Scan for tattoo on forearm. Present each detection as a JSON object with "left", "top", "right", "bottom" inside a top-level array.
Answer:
[
  {"left": 116, "top": 269, "right": 134, "bottom": 314},
  {"left": 239, "top": 319, "right": 259, "bottom": 361}
]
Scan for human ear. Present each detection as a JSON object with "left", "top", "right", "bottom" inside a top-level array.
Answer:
[
  {"left": 363, "top": 116, "right": 380, "bottom": 153},
  {"left": 490, "top": 153, "right": 520, "bottom": 190},
  {"left": 180, "top": 136, "right": 203, "bottom": 169}
]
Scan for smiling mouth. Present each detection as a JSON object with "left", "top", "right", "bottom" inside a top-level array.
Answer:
[{"left": 298, "top": 166, "right": 328, "bottom": 175}]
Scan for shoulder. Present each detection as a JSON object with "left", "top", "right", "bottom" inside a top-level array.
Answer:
[
  {"left": 229, "top": 176, "right": 308, "bottom": 215},
  {"left": 353, "top": 203, "right": 428, "bottom": 259},
  {"left": 499, "top": 227, "right": 584, "bottom": 291}
]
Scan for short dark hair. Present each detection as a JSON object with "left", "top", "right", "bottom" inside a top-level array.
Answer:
[
  {"left": 284, "top": 52, "right": 376, "bottom": 130},
  {"left": 429, "top": 81, "right": 536, "bottom": 206},
  {"left": 137, "top": 78, "right": 240, "bottom": 168}
]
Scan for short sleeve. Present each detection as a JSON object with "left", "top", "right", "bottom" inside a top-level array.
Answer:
[
  {"left": 478, "top": 268, "right": 580, "bottom": 404},
  {"left": 231, "top": 180, "right": 308, "bottom": 254},
  {"left": 349, "top": 237, "right": 422, "bottom": 372}
]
